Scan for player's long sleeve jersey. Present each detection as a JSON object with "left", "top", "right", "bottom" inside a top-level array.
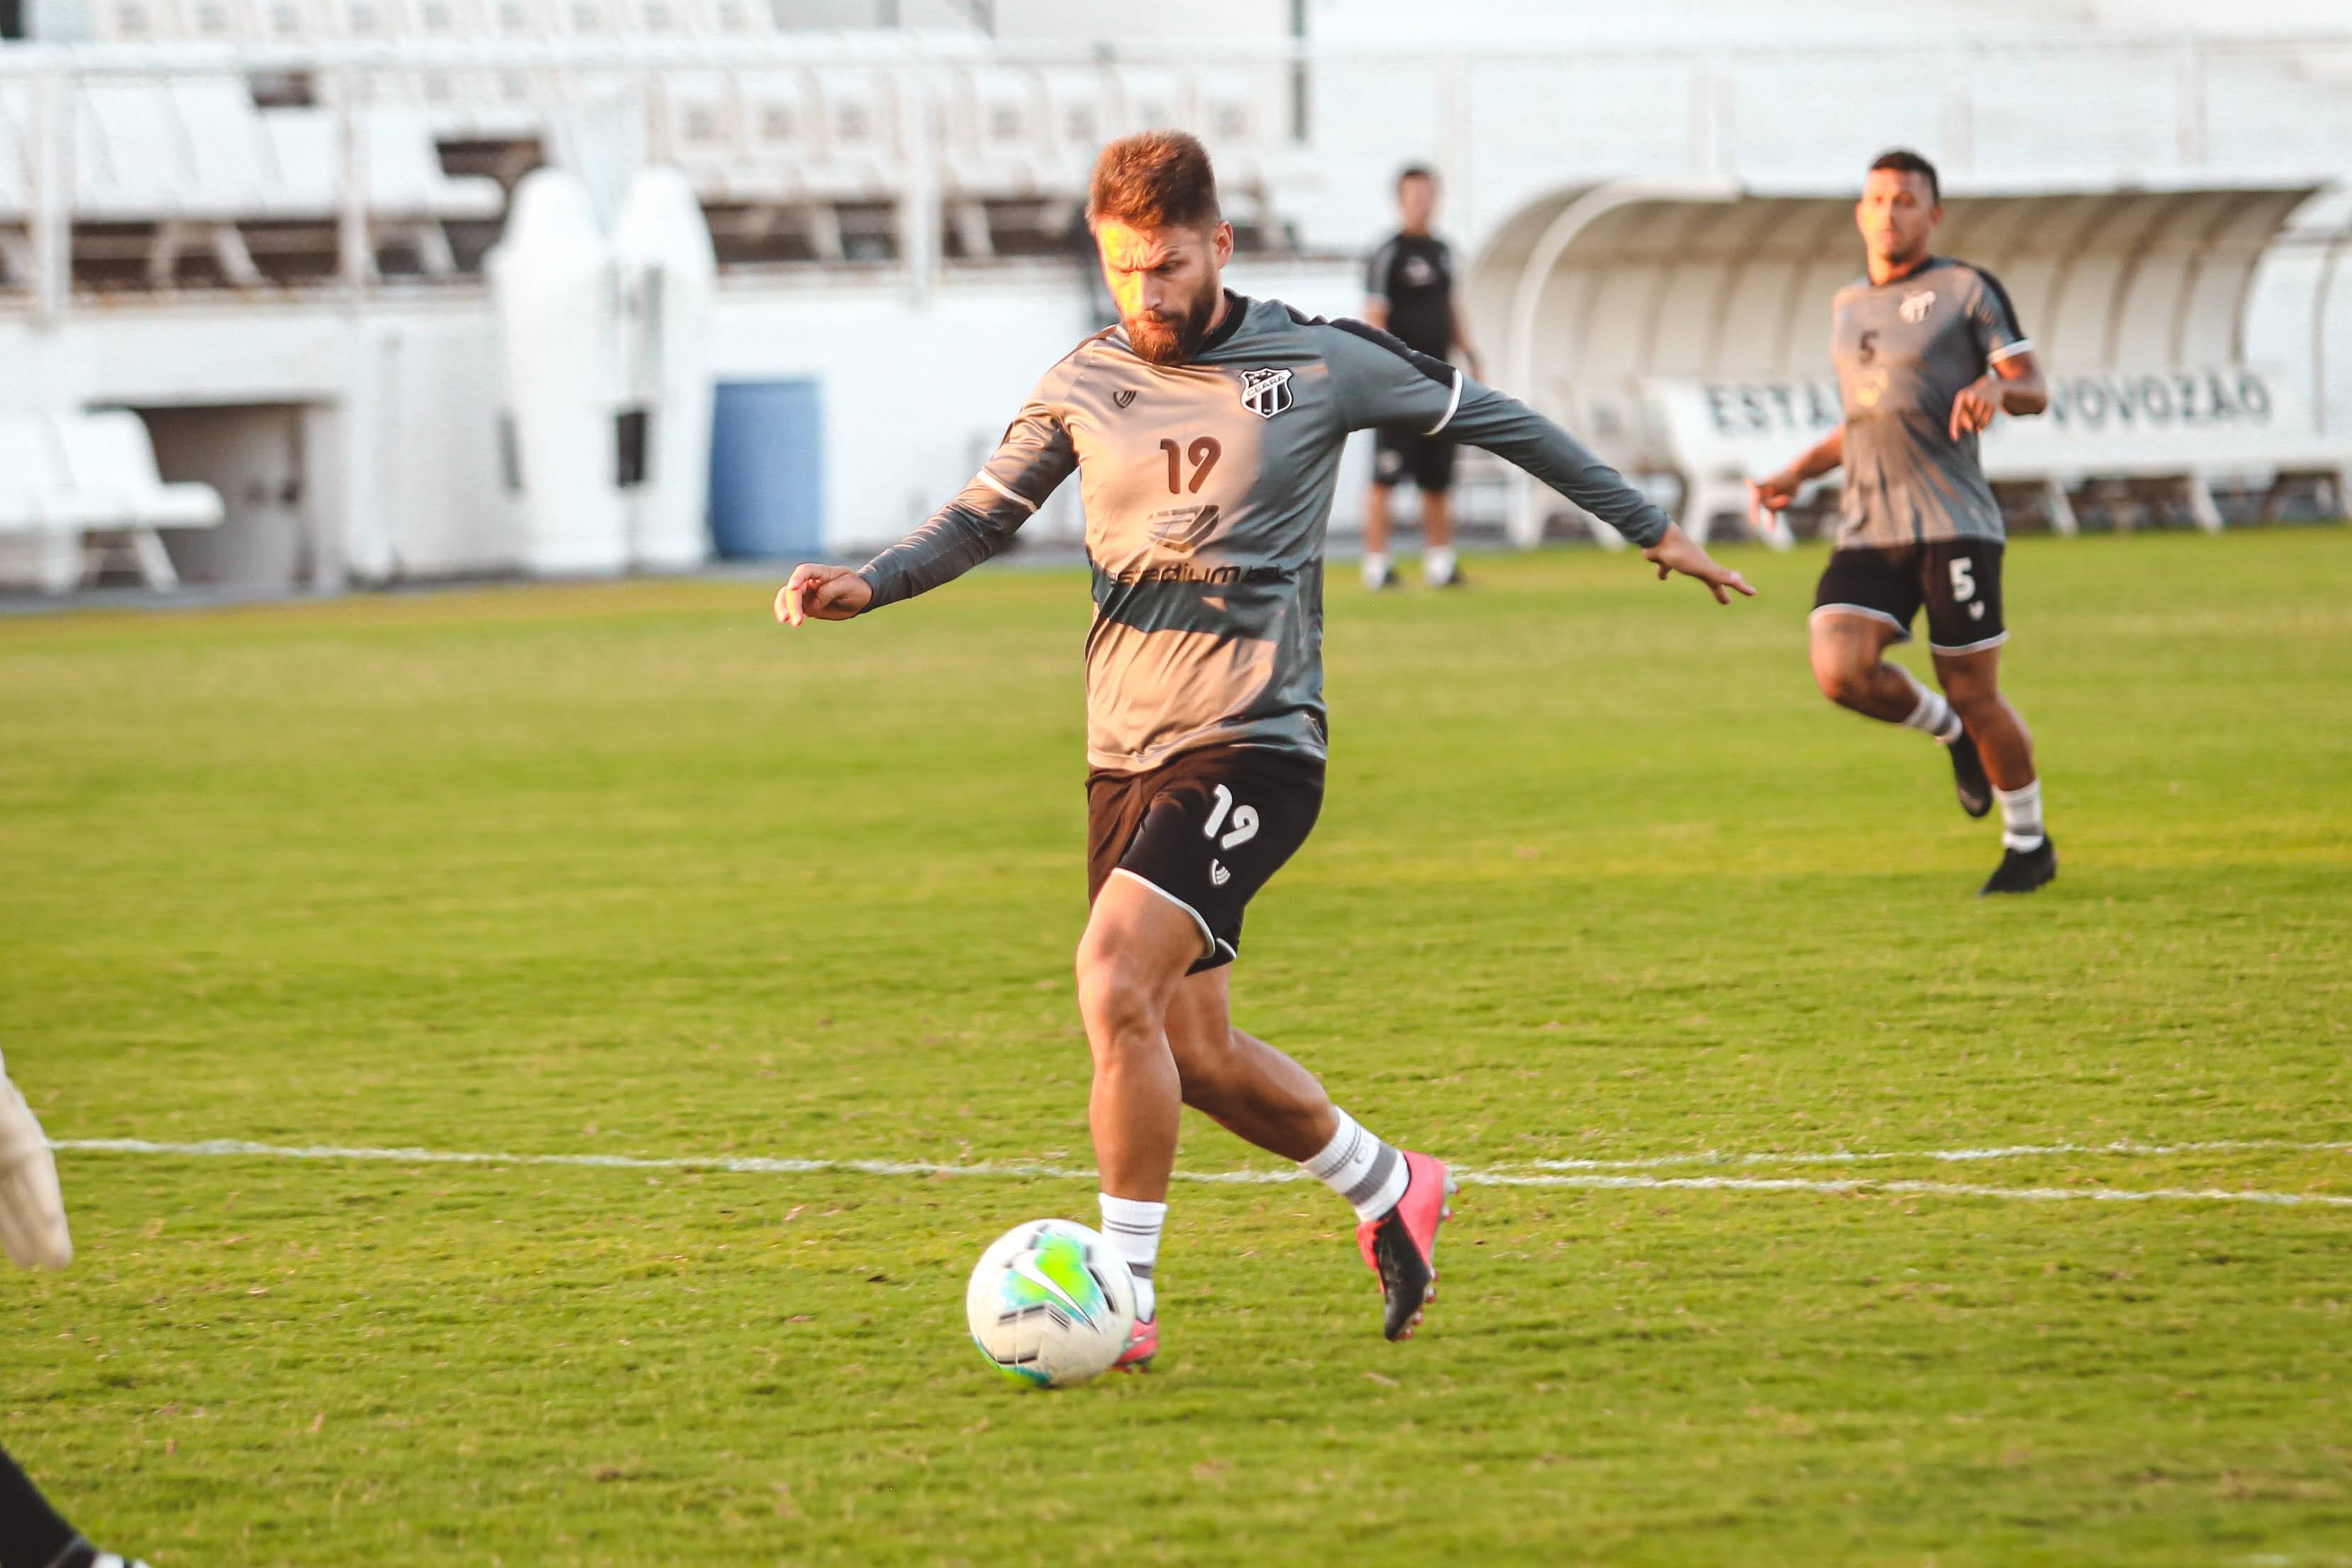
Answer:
[{"left": 855, "top": 292, "right": 1672, "bottom": 774}]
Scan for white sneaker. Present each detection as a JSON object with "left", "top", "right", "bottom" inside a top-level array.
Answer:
[{"left": 0, "top": 1069, "right": 72, "bottom": 1270}]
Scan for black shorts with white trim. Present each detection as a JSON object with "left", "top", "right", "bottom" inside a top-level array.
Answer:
[
  {"left": 1085, "top": 744, "right": 1325, "bottom": 973},
  {"left": 1811, "top": 539, "right": 2008, "bottom": 655},
  {"left": 1372, "top": 426, "right": 1457, "bottom": 492}
]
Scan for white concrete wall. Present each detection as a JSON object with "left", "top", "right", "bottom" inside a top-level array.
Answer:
[{"left": 0, "top": 254, "right": 1370, "bottom": 585}]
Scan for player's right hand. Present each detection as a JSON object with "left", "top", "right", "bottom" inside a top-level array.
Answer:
[
  {"left": 1746, "top": 472, "right": 1798, "bottom": 533},
  {"left": 775, "top": 565, "right": 872, "bottom": 627},
  {"left": 0, "top": 1072, "right": 72, "bottom": 1271}
]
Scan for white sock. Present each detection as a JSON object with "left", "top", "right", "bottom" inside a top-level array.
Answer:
[
  {"left": 1423, "top": 544, "right": 1456, "bottom": 584},
  {"left": 1995, "top": 779, "right": 2045, "bottom": 852},
  {"left": 1895, "top": 665, "right": 1963, "bottom": 743},
  {"left": 1097, "top": 1193, "right": 1165, "bottom": 1321},
  {"left": 1302, "top": 1108, "right": 1408, "bottom": 1223},
  {"left": 1361, "top": 550, "right": 1389, "bottom": 587}
]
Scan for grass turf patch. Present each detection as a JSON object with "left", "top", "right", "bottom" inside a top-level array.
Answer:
[{"left": 2, "top": 528, "right": 2348, "bottom": 1564}]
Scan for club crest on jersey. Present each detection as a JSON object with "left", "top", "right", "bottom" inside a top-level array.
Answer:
[
  {"left": 1238, "top": 367, "right": 1294, "bottom": 419},
  {"left": 1899, "top": 289, "right": 1937, "bottom": 324}
]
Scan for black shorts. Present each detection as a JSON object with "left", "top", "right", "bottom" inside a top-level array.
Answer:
[
  {"left": 1085, "top": 745, "right": 1325, "bottom": 973},
  {"left": 1372, "top": 426, "right": 1455, "bottom": 493},
  {"left": 1811, "top": 540, "right": 2008, "bottom": 655}
]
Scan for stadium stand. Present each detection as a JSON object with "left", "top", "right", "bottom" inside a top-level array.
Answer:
[{"left": 0, "top": 2, "right": 2344, "bottom": 586}]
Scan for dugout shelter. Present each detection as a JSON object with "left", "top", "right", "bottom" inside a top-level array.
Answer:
[{"left": 1468, "top": 179, "right": 2352, "bottom": 545}]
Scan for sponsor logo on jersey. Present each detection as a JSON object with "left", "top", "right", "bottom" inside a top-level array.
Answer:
[
  {"left": 1209, "top": 860, "right": 1231, "bottom": 886},
  {"left": 1147, "top": 504, "right": 1224, "bottom": 555},
  {"left": 1401, "top": 255, "right": 1439, "bottom": 287},
  {"left": 1112, "top": 389, "right": 1138, "bottom": 408},
  {"left": 1104, "top": 561, "right": 1288, "bottom": 588},
  {"left": 1853, "top": 369, "right": 1890, "bottom": 409},
  {"left": 1899, "top": 289, "right": 1937, "bottom": 324},
  {"left": 1239, "top": 367, "right": 1295, "bottom": 419}
]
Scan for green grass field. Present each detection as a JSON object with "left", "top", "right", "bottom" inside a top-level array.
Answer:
[{"left": 3, "top": 529, "right": 2348, "bottom": 1567}]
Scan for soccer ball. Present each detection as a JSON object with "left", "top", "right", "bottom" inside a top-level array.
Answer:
[{"left": 965, "top": 1218, "right": 1137, "bottom": 1388}]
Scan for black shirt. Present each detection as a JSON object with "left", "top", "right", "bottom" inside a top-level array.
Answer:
[{"left": 1364, "top": 231, "right": 1455, "bottom": 359}]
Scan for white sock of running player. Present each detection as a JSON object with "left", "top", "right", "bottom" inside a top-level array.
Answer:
[
  {"left": 1302, "top": 1108, "right": 1408, "bottom": 1223},
  {"left": 1424, "top": 545, "right": 1456, "bottom": 584},
  {"left": 1895, "top": 665, "right": 1963, "bottom": 743},
  {"left": 1361, "top": 550, "right": 1390, "bottom": 588},
  {"left": 1097, "top": 1193, "right": 1165, "bottom": 1322},
  {"left": 1995, "top": 779, "right": 2045, "bottom": 852}
]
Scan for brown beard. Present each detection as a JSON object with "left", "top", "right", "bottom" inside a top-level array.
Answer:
[{"left": 1123, "top": 284, "right": 1221, "bottom": 366}]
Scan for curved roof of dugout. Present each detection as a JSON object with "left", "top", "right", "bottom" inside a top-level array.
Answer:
[{"left": 1463, "top": 178, "right": 2343, "bottom": 532}]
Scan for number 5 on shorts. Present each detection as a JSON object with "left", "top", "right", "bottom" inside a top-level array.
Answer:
[{"left": 1949, "top": 557, "right": 1977, "bottom": 602}]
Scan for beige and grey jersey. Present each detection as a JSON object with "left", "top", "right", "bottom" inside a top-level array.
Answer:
[
  {"left": 856, "top": 293, "right": 1673, "bottom": 774},
  {"left": 1830, "top": 257, "right": 2032, "bottom": 549}
]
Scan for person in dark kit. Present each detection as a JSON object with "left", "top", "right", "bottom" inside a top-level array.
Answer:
[{"left": 1360, "top": 165, "right": 1483, "bottom": 589}]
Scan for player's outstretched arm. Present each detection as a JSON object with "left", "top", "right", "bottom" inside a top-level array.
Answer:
[
  {"left": 772, "top": 383, "right": 1077, "bottom": 630},
  {"left": 1320, "top": 318, "right": 1749, "bottom": 601}
]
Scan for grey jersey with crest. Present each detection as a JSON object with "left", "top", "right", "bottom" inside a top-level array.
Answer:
[
  {"left": 856, "top": 293, "right": 1672, "bottom": 774},
  {"left": 1831, "top": 257, "right": 2032, "bottom": 549}
]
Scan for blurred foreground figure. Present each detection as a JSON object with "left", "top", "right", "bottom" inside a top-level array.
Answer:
[{"left": 1, "top": 1055, "right": 149, "bottom": 1568}]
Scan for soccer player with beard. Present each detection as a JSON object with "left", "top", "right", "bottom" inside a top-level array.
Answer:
[
  {"left": 1751, "top": 149, "right": 2057, "bottom": 895},
  {"left": 778, "top": 131, "right": 1752, "bottom": 1367}
]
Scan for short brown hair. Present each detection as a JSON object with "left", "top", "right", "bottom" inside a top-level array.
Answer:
[{"left": 1087, "top": 130, "right": 1221, "bottom": 232}]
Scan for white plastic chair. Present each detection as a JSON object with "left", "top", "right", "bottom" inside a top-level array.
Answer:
[{"left": 52, "top": 412, "right": 223, "bottom": 530}]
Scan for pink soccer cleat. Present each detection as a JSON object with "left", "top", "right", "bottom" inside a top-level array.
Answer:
[
  {"left": 1355, "top": 1151, "right": 1454, "bottom": 1342},
  {"left": 1115, "top": 1314, "right": 1158, "bottom": 1372}
]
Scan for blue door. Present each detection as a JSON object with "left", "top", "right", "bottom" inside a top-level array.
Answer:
[{"left": 708, "top": 379, "right": 823, "bottom": 560}]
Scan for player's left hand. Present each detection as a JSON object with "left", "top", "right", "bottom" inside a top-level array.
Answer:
[
  {"left": 1950, "top": 374, "right": 2002, "bottom": 439},
  {"left": 1642, "top": 523, "right": 1755, "bottom": 605}
]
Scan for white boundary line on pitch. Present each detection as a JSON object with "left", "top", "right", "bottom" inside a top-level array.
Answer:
[{"left": 47, "top": 1136, "right": 2352, "bottom": 1209}]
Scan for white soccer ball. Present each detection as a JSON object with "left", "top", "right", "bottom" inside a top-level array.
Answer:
[{"left": 965, "top": 1218, "right": 1137, "bottom": 1388}]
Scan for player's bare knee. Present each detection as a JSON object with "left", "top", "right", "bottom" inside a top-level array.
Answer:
[
  {"left": 1811, "top": 650, "right": 1873, "bottom": 709},
  {"left": 1074, "top": 958, "right": 1163, "bottom": 1058}
]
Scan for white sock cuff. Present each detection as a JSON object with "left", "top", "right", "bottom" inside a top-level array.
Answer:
[
  {"left": 1302, "top": 1110, "right": 1365, "bottom": 1181},
  {"left": 1994, "top": 779, "right": 2045, "bottom": 848},
  {"left": 1895, "top": 667, "right": 1961, "bottom": 741},
  {"left": 1097, "top": 1194, "right": 1166, "bottom": 1231},
  {"left": 1097, "top": 1194, "right": 1165, "bottom": 1284}
]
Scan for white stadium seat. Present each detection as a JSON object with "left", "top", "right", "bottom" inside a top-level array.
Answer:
[{"left": 0, "top": 413, "right": 223, "bottom": 591}]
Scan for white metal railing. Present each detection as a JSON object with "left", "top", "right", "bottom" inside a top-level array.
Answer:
[{"left": 0, "top": 32, "right": 2349, "bottom": 321}]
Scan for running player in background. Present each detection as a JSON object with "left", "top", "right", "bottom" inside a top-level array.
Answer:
[
  {"left": 1, "top": 1058, "right": 150, "bottom": 1568},
  {"left": 1750, "top": 148, "right": 2057, "bottom": 896},
  {"left": 1360, "top": 165, "right": 1482, "bottom": 589},
  {"left": 778, "top": 132, "right": 1751, "bottom": 1369}
]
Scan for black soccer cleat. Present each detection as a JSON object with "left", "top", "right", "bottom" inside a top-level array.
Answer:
[
  {"left": 1979, "top": 835, "right": 2057, "bottom": 896},
  {"left": 1365, "top": 565, "right": 1402, "bottom": 591},
  {"left": 1429, "top": 564, "right": 1469, "bottom": 590},
  {"left": 1943, "top": 728, "right": 1993, "bottom": 818}
]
